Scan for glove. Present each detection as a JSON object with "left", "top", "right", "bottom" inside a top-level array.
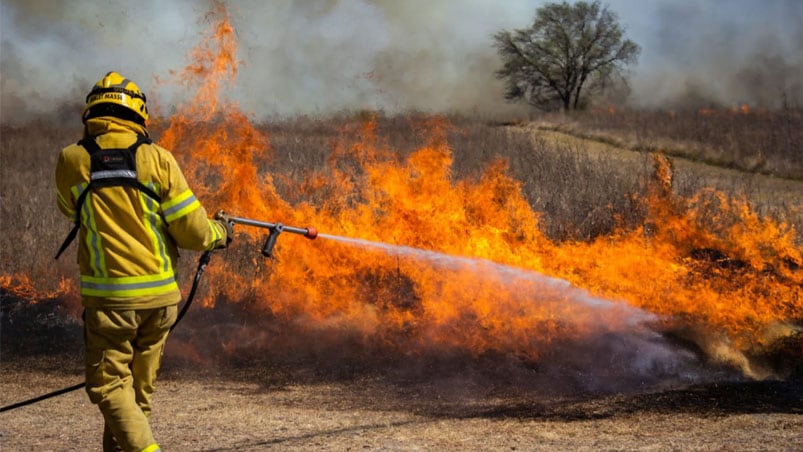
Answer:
[{"left": 215, "top": 219, "right": 234, "bottom": 249}]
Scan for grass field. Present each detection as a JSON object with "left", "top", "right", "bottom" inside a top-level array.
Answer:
[{"left": 1, "top": 110, "right": 801, "bottom": 450}]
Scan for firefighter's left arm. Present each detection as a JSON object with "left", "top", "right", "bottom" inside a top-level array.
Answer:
[{"left": 54, "top": 148, "right": 77, "bottom": 219}]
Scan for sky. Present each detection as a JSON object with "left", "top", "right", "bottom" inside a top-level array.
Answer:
[{"left": 1, "top": 0, "right": 801, "bottom": 124}]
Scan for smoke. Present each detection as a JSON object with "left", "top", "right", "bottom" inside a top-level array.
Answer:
[
  {"left": 627, "top": 0, "right": 803, "bottom": 110},
  {"left": 1, "top": 0, "right": 801, "bottom": 123},
  {"left": 168, "top": 314, "right": 712, "bottom": 395}
]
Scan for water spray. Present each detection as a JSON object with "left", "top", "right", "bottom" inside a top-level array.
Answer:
[{"left": 215, "top": 211, "right": 317, "bottom": 257}]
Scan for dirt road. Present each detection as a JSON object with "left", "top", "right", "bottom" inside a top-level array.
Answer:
[{"left": 524, "top": 125, "right": 803, "bottom": 227}]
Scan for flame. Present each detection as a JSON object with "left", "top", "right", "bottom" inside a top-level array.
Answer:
[
  {"left": 0, "top": 274, "right": 74, "bottom": 302},
  {"left": 4, "top": 4, "right": 798, "bottom": 380},
  {"left": 699, "top": 104, "right": 763, "bottom": 116},
  {"left": 155, "top": 2, "right": 278, "bottom": 217},
  {"left": 153, "top": 5, "right": 800, "bottom": 375}
]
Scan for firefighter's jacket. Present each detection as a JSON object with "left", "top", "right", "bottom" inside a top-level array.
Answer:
[{"left": 56, "top": 116, "right": 227, "bottom": 309}]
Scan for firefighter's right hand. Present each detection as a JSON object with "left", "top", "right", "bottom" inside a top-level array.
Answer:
[{"left": 215, "top": 219, "right": 234, "bottom": 249}]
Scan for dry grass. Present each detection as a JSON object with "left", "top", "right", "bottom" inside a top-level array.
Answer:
[
  {"left": 2, "top": 111, "right": 801, "bottom": 287},
  {"left": 0, "top": 125, "right": 78, "bottom": 286},
  {"left": 534, "top": 109, "right": 803, "bottom": 180},
  {"left": 522, "top": 127, "right": 803, "bottom": 233},
  {"left": 261, "top": 112, "right": 802, "bottom": 242}
]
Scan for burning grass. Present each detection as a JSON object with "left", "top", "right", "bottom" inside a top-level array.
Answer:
[
  {"left": 1, "top": 3, "right": 800, "bottom": 391},
  {"left": 4, "top": 111, "right": 800, "bottom": 383}
]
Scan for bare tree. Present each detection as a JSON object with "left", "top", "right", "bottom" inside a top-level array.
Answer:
[{"left": 494, "top": 1, "right": 640, "bottom": 111}]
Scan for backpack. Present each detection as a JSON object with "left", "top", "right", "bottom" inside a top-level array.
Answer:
[{"left": 55, "top": 135, "right": 163, "bottom": 259}]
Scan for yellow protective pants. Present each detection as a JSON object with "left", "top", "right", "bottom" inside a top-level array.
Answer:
[{"left": 84, "top": 305, "right": 177, "bottom": 452}]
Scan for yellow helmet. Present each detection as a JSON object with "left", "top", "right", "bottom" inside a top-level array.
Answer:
[{"left": 83, "top": 71, "right": 148, "bottom": 124}]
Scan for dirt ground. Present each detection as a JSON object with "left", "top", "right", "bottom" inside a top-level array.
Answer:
[
  {"left": 1, "top": 290, "right": 802, "bottom": 451},
  {"left": 2, "top": 350, "right": 801, "bottom": 452}
]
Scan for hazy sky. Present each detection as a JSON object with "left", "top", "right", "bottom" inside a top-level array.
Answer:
[{"left": 1, "top": 0, "right": 801, "bottom": 123}]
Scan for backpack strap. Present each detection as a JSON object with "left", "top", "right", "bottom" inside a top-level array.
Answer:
[
  {"left": 55, "top": 135, "right": 163, "bottom": 260},
  {"left": 79, "top": 135, "right": 161, "bottom": 199}
]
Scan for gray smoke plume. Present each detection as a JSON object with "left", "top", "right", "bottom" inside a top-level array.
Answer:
[
  {"left": 628, "top": 0, "right": 803, "bottom": 110},
  {"left": 1, "top": 0, "right": 801, "bottom": 124}
]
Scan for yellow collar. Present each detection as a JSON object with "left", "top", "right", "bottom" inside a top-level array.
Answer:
[{"left": 84, "top": 116, "right": 149, "bottom": 138}]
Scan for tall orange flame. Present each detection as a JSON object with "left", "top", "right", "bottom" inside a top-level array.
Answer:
[{"left": 157, "top": 2, "right": 279, "bottom": 219}]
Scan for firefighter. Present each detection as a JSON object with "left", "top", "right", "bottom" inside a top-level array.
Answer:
[{"left": 55, "top": 71, "right": 232, "bottom": 452}]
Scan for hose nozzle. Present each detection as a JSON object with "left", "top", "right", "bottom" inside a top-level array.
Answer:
[
  {"left": 215, "top": 210, "right": 317, "bottom": 257},
  {"left": 304, "top": 227, "right": 318, "bottom": 240}
]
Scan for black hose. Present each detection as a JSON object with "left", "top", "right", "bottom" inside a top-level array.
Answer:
[
  {"left": 172, "top": 250, "right": 212, "bottom": 331},
  {"left": 0, "top": 382, "right": 86, "bottom": 413},
  {"left": 0, "top": 250, "right": 213, "bottom": 413}
]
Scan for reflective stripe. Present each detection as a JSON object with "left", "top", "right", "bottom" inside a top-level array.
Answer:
[
  {"left": 81, "top": 271, "right": 178, "bottom": 298},
  {"left": 91, "top": 169, "right": 137, "bottom": 180},
  {"left": 70, "top": 183, "right": 87, "bottom": 222},
  {"left": 209, "top": 219, "right": 222, "bottom": 242},
  {"left": 139, "top": 443, "right": 162, "bottom": 452},
  {"left": 81, "top": 190, "right": 107, "bottom": 277},
  {"left": 162, "top": 189, "right": 200, "bottom": 223},
  {"left": 143, "top": 182, "right": 170, "bottom": 273},
  {"left": 57, "top": 190, "right": 75, "bottom": 217}
]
